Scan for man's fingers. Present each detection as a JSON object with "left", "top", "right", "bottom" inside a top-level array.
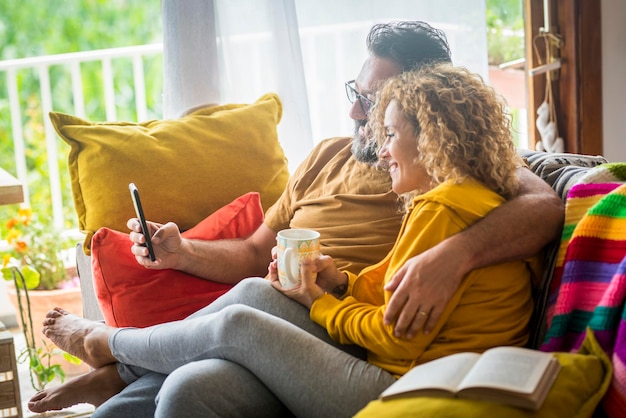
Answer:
[
  {"left": 393, "top": 303, "right": 420, "bottom": 337},
  {"left": 405, "top": 306, "right": 432, "bottom": 339},
  {"left": 383, "top": 270, "right": 407, "bottom": 325},
  {"left": 384, "top": 291, "right": 406, "bottom": 325},
  {"left": 384, "top": 272, "right": 402, "bottom": 291},
  {"left": 422, "top": 305, "right": 443, "bottom": 335},
  {"left": 127, "top": 218, "right": 140, "bottom": 230},
  {"left": 394, "top": 301, "right": 432, "bottom": 338},
  {"left": 129, "top": 230, "right": 145, "bottom": 244}
]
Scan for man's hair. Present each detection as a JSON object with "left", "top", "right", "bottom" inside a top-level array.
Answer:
[{"left": 366, "top": 21, "right": 452, "bottom": 71}]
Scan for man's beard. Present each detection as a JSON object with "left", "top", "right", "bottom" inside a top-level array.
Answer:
[{"left": 351, "top": 120, "right": 379, "bottom": 164}]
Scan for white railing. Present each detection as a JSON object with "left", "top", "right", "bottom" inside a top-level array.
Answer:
[{"left": 0, "top": 44, "right": 163, "bottom": 232}]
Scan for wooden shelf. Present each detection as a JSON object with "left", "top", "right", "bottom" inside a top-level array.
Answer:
[
  {"left": 0, "top": 320, "right": 22, "bottom": 418},
  {"left": 0, "top": 168, "right": 23, "bottom": 206}
]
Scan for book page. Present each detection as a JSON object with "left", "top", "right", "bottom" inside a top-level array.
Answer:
[
  {"left": 380, "top": 352, "right": 480, "bottom": 399},
  {"left": 458, "top": 346, "right": 554, "bottom": 394}
]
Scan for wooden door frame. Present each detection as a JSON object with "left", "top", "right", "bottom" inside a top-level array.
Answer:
[{"left": 524, "top": 0, "right": 602, "bottom": 155}]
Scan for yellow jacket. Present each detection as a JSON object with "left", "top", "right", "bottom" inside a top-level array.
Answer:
[{"left": 310, "top": 178, "right": 537, "bottom": 377}]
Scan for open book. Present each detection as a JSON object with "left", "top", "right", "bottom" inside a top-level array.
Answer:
[{"left": 380, "top": 346, "right": 561, "bottom": 410}]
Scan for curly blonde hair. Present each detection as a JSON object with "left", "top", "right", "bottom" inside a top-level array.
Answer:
[{"left": 370, "top": 63, "right": 522, "bottom": 205}]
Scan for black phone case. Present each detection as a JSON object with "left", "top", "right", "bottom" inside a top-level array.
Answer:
[{"left": 129, "top": 183, "right": 156, "bottom": 261}]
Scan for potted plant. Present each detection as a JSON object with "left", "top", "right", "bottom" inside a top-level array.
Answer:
[{"left": 1, "top": 207, "right": 84, "bottom": 391}]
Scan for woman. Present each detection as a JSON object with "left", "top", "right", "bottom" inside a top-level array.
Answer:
[{"left": 29, "top": 64, "right": 538, "bottom": 418}]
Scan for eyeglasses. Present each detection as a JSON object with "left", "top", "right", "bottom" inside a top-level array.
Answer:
[{"left": 345, "top": 80, "right": 374, "bottom": 115}]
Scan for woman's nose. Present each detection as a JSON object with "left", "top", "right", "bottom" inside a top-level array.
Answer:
[{"left": 378, "top": 142, "right": 390, "bottom": 159}]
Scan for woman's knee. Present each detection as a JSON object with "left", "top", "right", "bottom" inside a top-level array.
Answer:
[
  {"left": 227, "top": 277, "right": 280, "bottom": 309},
  {"left": 217, "top": 304, "right": 266, "bottom": 331},
  {"left": 155, "top": 363, "right": 218, "bottom": 418},
  {"left": 232, "top": 277, "right": 271, "bottom": 297},
  {"left": 156, "top": 359, "right": 288, "bottom": 418},
  {"left": 186, "top": 277, "right": 272, "bottom": 320},
  {"left": 158, "top": 363, "right": 210, "bottom": 404}
]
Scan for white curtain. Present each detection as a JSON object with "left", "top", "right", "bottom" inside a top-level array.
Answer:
[{"left": 162, "top": 0, "right": 487, "bottom": 172}]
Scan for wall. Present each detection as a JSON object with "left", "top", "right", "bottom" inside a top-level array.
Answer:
[{"left": 602, "top": 0, "right": 626, "bottom": 162}]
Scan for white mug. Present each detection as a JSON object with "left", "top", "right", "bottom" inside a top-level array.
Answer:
[{"left": 276, "top": 229, "right": 321, "bottom": 288}]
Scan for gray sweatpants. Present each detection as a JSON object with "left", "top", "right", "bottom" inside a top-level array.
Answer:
[{"left": 98, "top": 278, "right": 395, "bottom": 418}]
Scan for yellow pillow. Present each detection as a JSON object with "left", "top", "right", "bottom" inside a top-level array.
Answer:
[
  {"left": 355, "top": 329, "right": 612, "bottom": 418},
  {"left": 52, "top": 93, "right": 289, "bottom": 254}
]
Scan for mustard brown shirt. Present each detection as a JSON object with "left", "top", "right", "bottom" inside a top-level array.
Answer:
[{"left": 264, "top": 136, "right": 403, "bottom": 274}]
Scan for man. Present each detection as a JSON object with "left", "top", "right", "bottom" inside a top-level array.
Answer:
[{"left": 96, "top": 21, "right": 562, "bottom": 417}]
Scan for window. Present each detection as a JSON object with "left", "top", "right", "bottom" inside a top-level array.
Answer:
[{"left": 485, "top": 0, "right": 528, "bottom": 148}]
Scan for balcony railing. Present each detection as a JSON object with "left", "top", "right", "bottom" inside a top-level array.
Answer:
[{"left": 0, "top": 44, "right": 163, "bottom": 232}]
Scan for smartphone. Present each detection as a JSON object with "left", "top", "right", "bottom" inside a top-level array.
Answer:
[{"left": 129, "top": 183, "right": 156, "bottom": 261}]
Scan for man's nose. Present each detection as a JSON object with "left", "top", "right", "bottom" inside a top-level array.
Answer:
[{"left": 348, "top": 100, "right": 367, "bottom": 121}]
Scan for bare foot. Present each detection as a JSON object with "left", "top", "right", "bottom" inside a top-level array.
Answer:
[
  {"left": 42, "top": 307, "right": 116, "bottom": 368},
  {"left": 28, "top": 364, "right": 126, "bottom": 413}
]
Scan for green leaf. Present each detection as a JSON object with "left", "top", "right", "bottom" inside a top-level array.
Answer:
[
  {"left": 20, "top": 265, "right": 41, "bottom": 289},
  {"left": 1, "top": 267, "right": 13, "bottom": 282},
  {"left": 1, "top": 265, "right": 40, "bottom": 289}
]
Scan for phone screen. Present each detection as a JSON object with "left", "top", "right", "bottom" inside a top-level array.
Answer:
[{"left": 129, "top": 183, "right": 156, "bottom": 261}]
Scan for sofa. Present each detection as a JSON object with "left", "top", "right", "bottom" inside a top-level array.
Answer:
[
  {"left": 75, "top": 149, "right": 608, "bottom": 329},
  {"left": 70, "top": 138, "right": 624, "bottom": 416}
]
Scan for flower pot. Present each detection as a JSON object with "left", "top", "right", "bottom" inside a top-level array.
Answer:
[{"left": 7, "top": 283, "right": 91, "bottom": 377}]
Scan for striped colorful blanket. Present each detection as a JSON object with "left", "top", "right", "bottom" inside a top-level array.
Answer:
[{"left": 540, "top": 163, "right": 626, "bottom": 417}]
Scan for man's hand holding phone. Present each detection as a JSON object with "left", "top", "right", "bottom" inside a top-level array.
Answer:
[{"left": 127, "top": 184, "right": 185, "bottom": 270}]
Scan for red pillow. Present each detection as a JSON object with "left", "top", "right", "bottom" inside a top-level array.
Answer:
[{"left": 91, "top": 192, "right": 264, "bottom": 327}]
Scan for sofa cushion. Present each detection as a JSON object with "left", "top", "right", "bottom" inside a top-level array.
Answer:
[
  {"left": 91, "top": 192, "right": 264, "bottom": 328},
  {"left": 518, "top": 150, "right": 608, "bottom": 200},
  {"left": 354, "top": 329, "right": 611, "bottom": 418},
  {"left": 51, "top": 93, "right": 289, "bottom": 255}
]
